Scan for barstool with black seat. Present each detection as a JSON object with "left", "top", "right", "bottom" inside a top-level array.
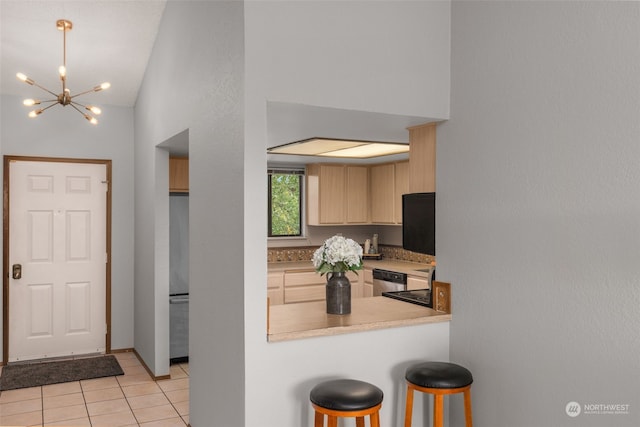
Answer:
[
  {"left": 404, "top": 361, "right": 473, "bottom": 427},
  {"left": 310, "top": 379, "right": 384, "bottom": 427}
]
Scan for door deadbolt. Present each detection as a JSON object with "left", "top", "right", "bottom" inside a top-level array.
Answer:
[{"left": 12, "top": 264, "right": 22, "bottom": 280}]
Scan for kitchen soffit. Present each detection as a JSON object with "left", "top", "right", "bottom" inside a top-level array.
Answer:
[{"left": 267, "top": 137, "right": 409, "bottom": 159}]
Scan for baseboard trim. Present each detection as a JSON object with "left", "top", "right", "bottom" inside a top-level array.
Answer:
[{"left": 111, "top": 347, "right": 171, "bottom": 381}]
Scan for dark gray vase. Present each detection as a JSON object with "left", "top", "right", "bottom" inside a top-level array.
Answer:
[{"left": 326, "top": 272, "right": 351, "bottom": 315}]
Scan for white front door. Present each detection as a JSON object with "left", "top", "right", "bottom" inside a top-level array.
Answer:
[{"left": 7, "top": 159, "right": 108, "bottom": 362}]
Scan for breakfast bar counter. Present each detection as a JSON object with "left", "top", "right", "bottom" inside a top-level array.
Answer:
[{"left": 267, "top": 296, "right": 450, "bottom": 342}]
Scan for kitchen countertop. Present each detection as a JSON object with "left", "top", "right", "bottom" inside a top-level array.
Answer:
[
  {"left": 267, "top": 296, "right": 450, "bottom": 342},
  {"left": 268, "top": 259, "right": 435, "bottom": 277}
]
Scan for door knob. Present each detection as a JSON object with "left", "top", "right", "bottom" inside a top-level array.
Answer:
[{"left": 12, "top": 264, "right": 22, "bottom": 280}]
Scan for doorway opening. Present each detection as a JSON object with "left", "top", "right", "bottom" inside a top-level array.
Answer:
[{"left": 158, "top": 129, "right": 190, "bottom": 370}]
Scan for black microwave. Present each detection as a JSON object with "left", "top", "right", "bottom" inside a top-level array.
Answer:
[{"left": 402, "top": 192, "right": 435, "bottom": 256}]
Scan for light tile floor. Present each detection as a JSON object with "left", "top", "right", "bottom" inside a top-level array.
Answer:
[{"left": 0, "top": 353, "right": 189, "bottom": 427}]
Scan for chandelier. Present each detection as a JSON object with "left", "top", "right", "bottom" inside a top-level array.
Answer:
[{"left": 16, "top": 19, "right": 110, "bottom": 125}]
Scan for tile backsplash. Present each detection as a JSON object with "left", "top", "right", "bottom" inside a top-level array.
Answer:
[
  {"left": 379, "top": 246, "right": 435, "bottom": 264},
  {"left": 267, "top": 245, "right": 434, "bottom": 264},
  {"left": 268, "top": 247, "right": 316, "bottom": 263}
]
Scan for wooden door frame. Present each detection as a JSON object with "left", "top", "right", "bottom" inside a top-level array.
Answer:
[{"left": 2, "top": 156, "right": 112, "bottom": 364}]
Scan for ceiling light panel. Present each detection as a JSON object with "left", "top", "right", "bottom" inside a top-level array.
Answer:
[
  {"left": 320, "top": 143, "right": 409, "bottom": 158},
  {"left": 268, "top": 138, "right": 365, "bottom": 156},
  {"left": 267, "top": 138, "right": 409, "bottom": 159}
]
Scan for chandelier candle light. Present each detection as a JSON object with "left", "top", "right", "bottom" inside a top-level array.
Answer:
[
  {"left": 313, "top": 235, "right": 363, "bottom": 314},
  {"left": 16, "top": 19, "right": 110, "bottom": 125}
]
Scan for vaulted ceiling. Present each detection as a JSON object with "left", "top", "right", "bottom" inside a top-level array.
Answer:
[
  {"left": 0, "top": 1, "right": 167, "bottom": 108},
  {"left": 1, "top": 1, "right": 434, "bottom": 161}
]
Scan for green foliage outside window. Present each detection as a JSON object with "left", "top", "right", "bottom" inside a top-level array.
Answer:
[{"left": 269, "top": 172, "right": 302, "bottom": 237}]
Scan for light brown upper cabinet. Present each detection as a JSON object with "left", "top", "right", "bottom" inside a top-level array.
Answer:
[
  {"left": 304, "top": 120, "right": 438, "bottom": 226},
  {"left": 346, "top": 166, "right": 369, "bottom": 223},
  {"left": 169, "top": 157, "right": 189, "bottom": 192},
  {"left": 370, "top": 163, "right": 396, "bottom": 224},
  {"left": 408, "top": 123, "right": 436, "bottom": 193},
  {"left": 307, "top": 161, "right": 412, "bottom": 226},
  {"left": 306, "top": 164, "right": 369, "bottom": 225},
  {"left": 394, "top": 160, "right": 410, "bottom": 223},
  {"left": 370, "top": 161, "right": 409, "bottom": 224}
]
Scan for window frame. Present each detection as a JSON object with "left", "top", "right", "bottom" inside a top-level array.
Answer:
[{"left": 268, "top": 168, "right": 304, "bottom": 238}]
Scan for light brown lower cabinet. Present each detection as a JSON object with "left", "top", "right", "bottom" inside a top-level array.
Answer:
[
  {"left": 271, "top": 269, "right": 431, "bottom": 304},
  {"left": 268, "top": 272, "right": 284, "bottom": 305},
  {"left": 283, "top": 269, "right": 362, "bottom": 304},
  {"left": 363, "top": 268, "right": 374, "bottom": 297},
  {"left": 284, "top": 270, "right": 325, "bottom": 303},
  {"left": 351, "top": 272, "right": 363, "bottom": 298},
  {"left": 407, "top": 275, "right": 430, "bottom": 291}
]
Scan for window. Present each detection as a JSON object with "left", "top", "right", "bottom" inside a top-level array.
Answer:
[{"left": 268, "top": 169, "right": 303, "bottom": 237}]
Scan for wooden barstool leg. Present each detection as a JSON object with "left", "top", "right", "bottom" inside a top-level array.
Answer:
[
  {"left": 433, "top": 394, "right": 444, "bottom": 427},
  {"left": 356, "top": 416, "right": 365, "bottom": 427},
  {"left": 370, "top": 409, "right": 381, "bottom": 427},
  {"left": 404, "top": 385, "right": 415, "bottom": 427},
  {"left": 327, "top": 415, "right": 338, "bottom": 427},
  {"left": 464, "top": 388, "right": 473, "bottom": 427},
  {"left": 314, "top": 411, "right": 324, "bottom": 427}
]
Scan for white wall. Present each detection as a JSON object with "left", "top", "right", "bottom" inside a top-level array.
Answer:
[
  {"left": 133, "top": 1, "right": 245, "bottom": 425},
  {"left": 440, "top": 2, "right": 640, "bottom": 426},
  {"left": 135, "top": 1, "right": 450, "bottom": 425},
  {"left": 244, "top": 1, "right": 451, "bottom": 426},
  {"left": 248, "top": 1, "right": 450, "bottom": 118},
  {"left": 0, "top": 95, "right": 135, "bottom": 361}
]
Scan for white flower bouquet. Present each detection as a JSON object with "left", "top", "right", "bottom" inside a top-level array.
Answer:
[{"left": 312, "top": 235, "right": 364, "bottom": 275}]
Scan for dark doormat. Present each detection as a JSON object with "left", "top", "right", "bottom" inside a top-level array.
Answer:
[{"left": 0, "top": 355, "right": 124, "bottom": 391}]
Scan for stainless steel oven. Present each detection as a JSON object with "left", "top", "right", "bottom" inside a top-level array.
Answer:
[{"left": 372, "top": 269, "right": 407, "bottom": 296}]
